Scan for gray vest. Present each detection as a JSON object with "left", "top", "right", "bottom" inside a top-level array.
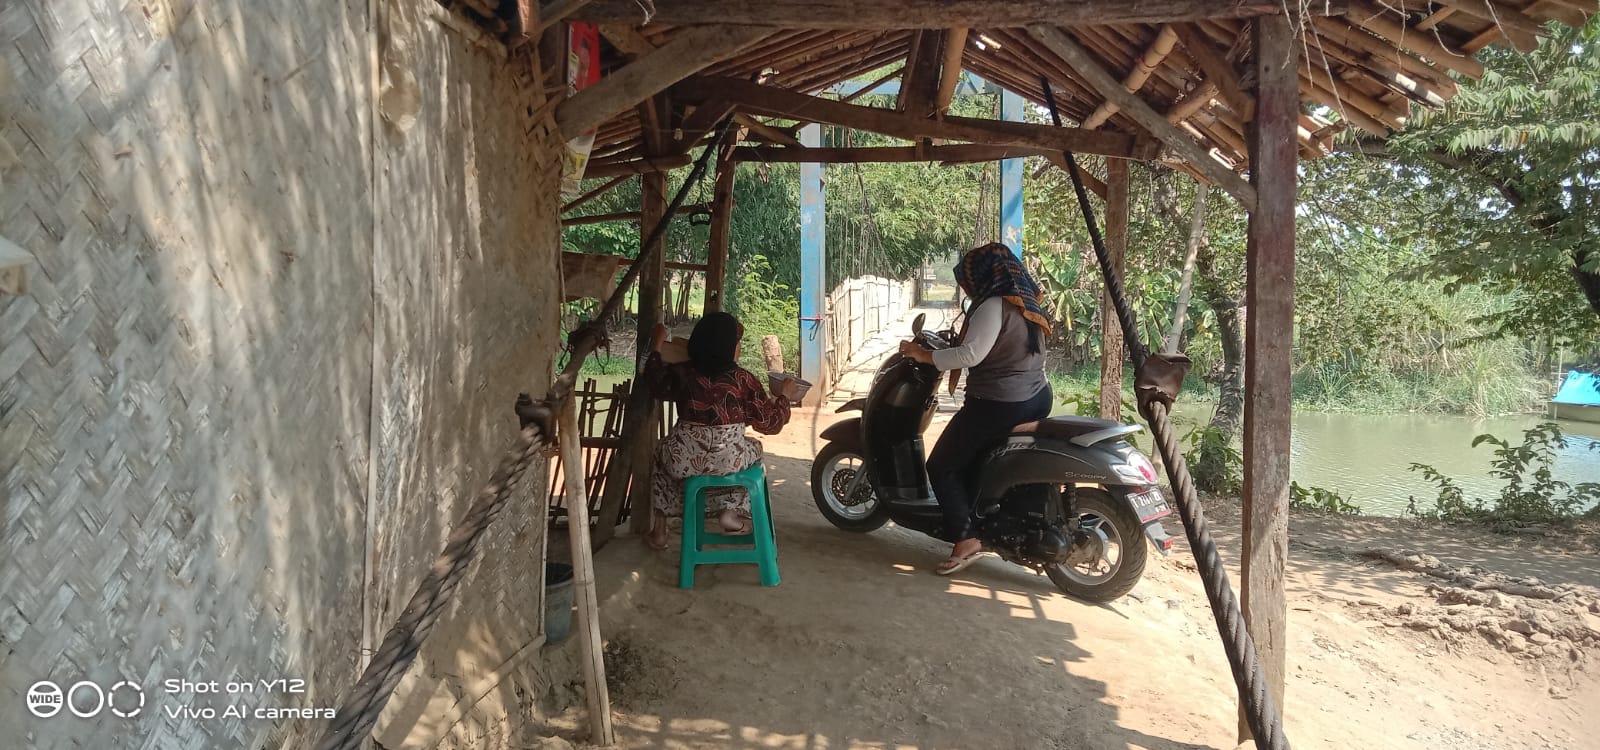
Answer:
[{"left": 964, "top": 304, "right": 1048, "bottom": 402}]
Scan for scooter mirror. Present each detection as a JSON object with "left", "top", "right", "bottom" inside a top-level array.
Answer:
[{"left": 912, "top": 313, "right": 926, "bottom": 335}]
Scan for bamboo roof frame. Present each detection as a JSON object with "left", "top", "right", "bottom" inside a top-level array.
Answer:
[{"left": 522, "top": 0, "right": 1594, "bottom": 204}]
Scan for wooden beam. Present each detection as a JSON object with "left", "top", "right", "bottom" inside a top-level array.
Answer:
[
  {"left": 616, "top": 257, "right": 711, "bottom": 272},
  {"left": 705, "top": 137, "right": 740, "bottom": 314},
  {"left": 839, "top": 65, "right": 907, "bottom": 104},
  {"left": 572, "top": 0, "right": 1348, "bottom": 28},
  {"left": 734, "top": 114, "right": 803, "bottom": 146},
  {"left": 1308, "top": 16, "right": 1461, "bottom": 92},
  {"left": 1044, "top": 153, "right": 1110, "bottom": 199},
  {"left": 1525, "top": 0, "right": 1591, "bottom": 28},
  {"left": 731, "top": 144, "right": 1064, "bottom": 163},
  {"left": 1099, "top": 158, "right": 1129, "bottom": 422},
  {"left": 558, "top": 397, "right": 615, "bottom": 746},
  {"left": 1173, "top": 24, "right": 1253, "bottom": 119},
  {"left": 624, "top": 169, "right": 669, "bottom": 535},
  {"left": 1084, "top": 25, "right": 1180, "bottom": 129},
  {"left": 597, "top": 23, "right": 656, "bottom": 58},
  {"left": 675, "top": 76, "right": 1154, "bottom": 159},
  {"left": 509, "top": 0, "right": 536, "bottom": 47},
  {"left": 562, "top": 203, "right": 712, "bottom": 226},
  {"left": 1240, "top": 11, "right": 1296, "bottom": 744},
  {"left": 898, "top": 30, "right": 946, "bottom": 119},
  {"left": 558, "top": 25, "right": 770, "bottom": 140},
  {"left": 562, "top": 174, "right": 632, "bottom": 214},
  {"left": 1027, "top": 26, "right": 1256, "bottom": 207},
  {"left": 1414, "top": 6, "right": 1458, "bottom": 30},
  {"left": 671, "top": 99, "right": 736, "bottom": 154},
  {"left": 1165, "top": 79, "right": 1222, "bottom": 123},
  {"left": 935, "top": 27, "right": 971, "bottom": 113},
  {"left": 535, "top": 0, "right": 595, "bottom": 33},
  {"left": 583, "top": 153, "right": 693, "bottom": 177}
]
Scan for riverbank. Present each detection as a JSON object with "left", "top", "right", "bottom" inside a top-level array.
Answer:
[
  {"left": 1046, "top": 362, "right": 1552, "bottom": 418},
  {"left": 533, "top": 407, "right": 1600, "bottom": 750}
]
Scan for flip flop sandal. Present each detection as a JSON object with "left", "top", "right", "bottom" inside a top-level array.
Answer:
[{"left": 936, "top": 550, "right": 985, "bottom": 576}]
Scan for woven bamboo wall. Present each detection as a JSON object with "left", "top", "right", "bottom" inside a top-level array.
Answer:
[{"left": 0, "top": 0, "right": 561, "bottom": 747}]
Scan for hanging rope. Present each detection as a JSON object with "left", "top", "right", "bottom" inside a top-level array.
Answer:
[
  {"left": 315, "top": 114, "right": 740, "bottom": 750},
  {"left": 1040, "top": 78, "right": 1290, "bottom": 750}
]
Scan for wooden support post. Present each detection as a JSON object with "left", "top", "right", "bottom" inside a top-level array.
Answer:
[
  {"left": 1099, "top": 159, "right": 1129, "bottom": 421},
  {"left": 559, "top": 397, "right": 615, "bottom": 746},
  {"left": 705, "top": 138, "right": 739, "bottom": 314},
  {"left": 1240, "top": 11, "right": 1296, "bottom": 743},
  {"left": 625, "top": 166, "right": 669, "bottom": 535}
]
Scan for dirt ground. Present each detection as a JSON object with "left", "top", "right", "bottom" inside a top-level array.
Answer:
[{"left": 542, "top": 405, "right": 1600, "bottom": 750}]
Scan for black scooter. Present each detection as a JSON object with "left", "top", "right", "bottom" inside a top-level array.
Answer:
[{"left": 809, "top": 314, "right": 1174, "bottom": 602}]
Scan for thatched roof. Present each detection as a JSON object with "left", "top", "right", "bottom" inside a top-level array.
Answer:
[{"left": 511, "top": 0, "right": 1597, "bottom": 198}]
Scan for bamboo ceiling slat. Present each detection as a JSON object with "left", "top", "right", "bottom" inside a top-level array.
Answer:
[{"left": 571, "top": 3, "right": 1592, "bottom": 171}]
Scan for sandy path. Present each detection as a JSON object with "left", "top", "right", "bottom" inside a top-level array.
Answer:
[{"left": 538, "top": 406, "right": 1599, "bottom": 750}]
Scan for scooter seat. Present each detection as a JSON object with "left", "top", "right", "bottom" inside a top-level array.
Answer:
[{"left": 1011, "top": 415, "right": 1123, "bottom": 440}]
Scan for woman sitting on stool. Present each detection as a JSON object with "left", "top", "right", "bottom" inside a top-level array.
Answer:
[{"left": 642, "top": 312, "right": 800, "bottom": 550}]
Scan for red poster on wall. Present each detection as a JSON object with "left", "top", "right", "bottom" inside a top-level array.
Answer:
[{"left": 561, "top": 22, "right": 601, "bottom": 199}]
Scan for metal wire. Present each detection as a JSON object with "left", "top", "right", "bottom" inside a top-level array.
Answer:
[{"left": 1041, "top": 77, "right": 1290, "bottom": 750}]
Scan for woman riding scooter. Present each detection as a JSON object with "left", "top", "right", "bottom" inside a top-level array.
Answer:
[{"left": 898, "top": 242, "right": 1055, "bottom": 575}]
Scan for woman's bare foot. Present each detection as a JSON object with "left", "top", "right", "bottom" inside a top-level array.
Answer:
[
  {"left": 718, "top": 509, "right": 753, "bottom": 534},
  {"left": 645, "top": 511, "right": 670, "bottom": 550}
]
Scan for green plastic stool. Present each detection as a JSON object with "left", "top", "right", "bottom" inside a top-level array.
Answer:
[{"left": 679, "top": 463, "right": 780, "bottom": 588}]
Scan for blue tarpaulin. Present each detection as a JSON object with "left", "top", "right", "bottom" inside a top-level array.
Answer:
[{"left": 1552, "top": 370, "right": 1600, "bottom": 406}]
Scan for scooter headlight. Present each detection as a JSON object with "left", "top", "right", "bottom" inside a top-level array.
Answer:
[{"left": 1112, "top": 453, "right": 1159, "bottom": 485}]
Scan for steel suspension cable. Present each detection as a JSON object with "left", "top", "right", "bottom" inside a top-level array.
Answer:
[{"left": 1040, "top": 78, "right": 1290, "bottom": 750}]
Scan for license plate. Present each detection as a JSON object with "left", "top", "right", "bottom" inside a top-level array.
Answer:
[{"left": 1129, "top": 489, "right": 1172, "bottom": 522}]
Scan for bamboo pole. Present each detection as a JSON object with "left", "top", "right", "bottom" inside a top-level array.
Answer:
[
  {"left": 1083, "top": 25, "right": 1180, "bottom": 129},
  {"left": 559, "top": 397, "right": 615, "bottom": 746}
]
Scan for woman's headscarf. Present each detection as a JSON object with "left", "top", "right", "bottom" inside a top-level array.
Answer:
[
  {"left": 955, "top": 242, "right": 1053, "bottom": 353},
  {"left": 687, "top": 312, "right": 744, "bottom": 377}
]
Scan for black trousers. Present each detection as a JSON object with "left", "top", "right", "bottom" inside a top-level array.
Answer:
[{"left": 927, "top": 385, "right": 1053, "bottom": 542}]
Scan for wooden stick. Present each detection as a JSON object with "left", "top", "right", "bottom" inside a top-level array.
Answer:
[
  {"left": 1083, "top": 25, "right": 1180, "bottom": 129},
  {"left": 563, "top": 175, "right": 632, "bottom": 214},
  {"left": 583, "top": 153, "right": 694, "bottom": 178},
  {"left": 839, "top": 65, "right": 907, "bottom": 103},
  {"left": 1173, "top": 24, "right": 1254, "bottom": 119},
  {"left": 1027, "top": 26, "right": 1256, "bottom": 207},
  {"left": 734, "top": 114, "right": 803, "bottom": 146},
  {"left": 705, "top": 135, "right": 740, "bottom": 314},
  {"left": 558, "top": 25, "right": 771, "bottom": 139},
  {"left": 675, "top": 75, "right": 1152, "bottom": 159},
  {"left": 560, "top": 397, "right": 615, "bottom": 746},
  {"left": 1338, "top": 2, "right": 1485, "bottom": 79},
  {"left": 731, "top": 144, "right": 1063, "bottom": 163},
  {"left": 563, "top": 204, "right": 712, "bottom": 226}
]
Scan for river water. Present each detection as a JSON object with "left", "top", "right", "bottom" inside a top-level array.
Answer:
[{"left": 1158, "top": 407, "right": 1600, "bottom": 516}]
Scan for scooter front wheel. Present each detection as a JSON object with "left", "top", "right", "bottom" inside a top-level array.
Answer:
[{"left": 811, "top": 443, "right": 890, "bottom": 533}]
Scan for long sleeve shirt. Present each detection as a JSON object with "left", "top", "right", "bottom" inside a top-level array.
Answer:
[
  {"left": 931, "top": 298, "right": 1004, "bottom": 372},
  {"left": 642, "top": 353, "right": 792, "bottom": 435}
]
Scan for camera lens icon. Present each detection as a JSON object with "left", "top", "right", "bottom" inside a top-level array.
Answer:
[
  {"left": 27, "top": 681, "right": 64, "bottom": 718},
  {"left": 25, "top": 679, "right": 143, "bottom": 719}
]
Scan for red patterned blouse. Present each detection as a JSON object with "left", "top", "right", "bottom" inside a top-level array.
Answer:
[{"left": 644, "top": 353, "right": 791, "bottom": 434}]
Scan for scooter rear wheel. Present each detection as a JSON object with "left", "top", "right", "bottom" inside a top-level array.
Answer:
[
  {"left": 811, "top": 443, "right": 890, "bottom": 533},
  {"left": 1046, "top": 488, "right": 1148, "bottom": 602}
]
